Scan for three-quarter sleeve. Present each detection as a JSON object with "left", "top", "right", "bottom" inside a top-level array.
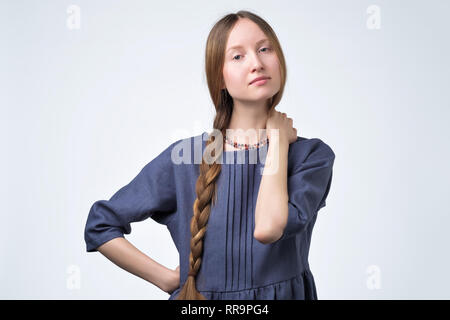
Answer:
[
  {"left": 84, "top": 142, "right": 178, "bottom": 252},
  {"left": 276, "top": 139, "right": 335, "bottom": 242}
]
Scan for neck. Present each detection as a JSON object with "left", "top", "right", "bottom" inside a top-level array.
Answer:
[{"left": 226, "top": 99, "right": 270, "bottom": 144}]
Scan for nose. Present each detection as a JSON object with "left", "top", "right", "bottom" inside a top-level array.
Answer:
[{"left": 249, "top": 51, "right": 264, "bottom": 71}]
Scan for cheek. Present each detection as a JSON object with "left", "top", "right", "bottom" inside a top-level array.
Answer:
[
  {"left": 268, "top": 58, "right": 280, "bottom": 74},
  {"left": 223, "top": 65, "right": 233, "bottom": 83},
  {"left": 224, "top": 65, "right": 244, "bottom": 84}
]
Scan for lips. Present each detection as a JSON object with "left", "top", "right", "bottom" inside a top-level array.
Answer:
[{"left": 249, "top": 76, "right": 270, "bottom": 85}]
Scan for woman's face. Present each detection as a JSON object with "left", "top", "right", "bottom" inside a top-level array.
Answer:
[{"left": 223, "top": 18, "right": 281, "bottom": 104}]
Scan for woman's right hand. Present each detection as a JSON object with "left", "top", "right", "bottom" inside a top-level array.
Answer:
[{"left": 164, "top": 265, "right": 180, "bottom": 295}]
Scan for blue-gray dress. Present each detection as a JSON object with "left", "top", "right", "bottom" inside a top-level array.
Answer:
[{"left": 84, "top": 131, "right": 335, "bottom": 300}]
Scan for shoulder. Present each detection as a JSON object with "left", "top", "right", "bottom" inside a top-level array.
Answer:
[
  {"left": 159, "top": 132, "right": 206, "bottom": 166},
  {"left": 170, "top": 132, "right": 206, "bottom": 150},
  {"left": 288, "top": 136, "right": 335, "bottom": 169},
  {"left": 157, "top": 131, "right": 205, "bottom": 157},
  {"left": 142, "top": 136, "right": 187, "bottom": 171}
]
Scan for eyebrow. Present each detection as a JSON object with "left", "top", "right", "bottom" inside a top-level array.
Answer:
[{"left": 227, "top": 38, "right": 270, "bottom": 53}]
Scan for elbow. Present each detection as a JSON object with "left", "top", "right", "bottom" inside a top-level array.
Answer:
[
  {"left": 254, "top": 226, "right": 283, "bottom": 244},
  {"left": 254, "top": 207, "right": 288, "bottom": 244}
]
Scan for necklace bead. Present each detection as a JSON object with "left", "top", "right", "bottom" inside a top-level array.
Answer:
[{"left": 224, "top": 135, "right": 269, "bottom": 150}]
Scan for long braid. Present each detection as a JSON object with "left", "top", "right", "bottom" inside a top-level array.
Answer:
[{"left": 176, "top": 131, "right": 224, "bottom": 299}]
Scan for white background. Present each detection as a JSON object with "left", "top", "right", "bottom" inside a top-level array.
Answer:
[{"left": 1, "top": 0, "right": 449, "bottom": 299}]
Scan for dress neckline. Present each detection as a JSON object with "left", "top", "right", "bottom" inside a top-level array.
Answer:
[{"left": 201, "top": 131, "right": 268, "bottom": 165}]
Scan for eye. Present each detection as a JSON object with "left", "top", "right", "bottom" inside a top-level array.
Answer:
[{"left": 232, "top": 47, "right": 272, "bottom": 61}]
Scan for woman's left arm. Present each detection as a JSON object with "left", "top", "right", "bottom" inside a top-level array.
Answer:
[{"left": 254, "top": 136, "right": 290, "bottom": 244}]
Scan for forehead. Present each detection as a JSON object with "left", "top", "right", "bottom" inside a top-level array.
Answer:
[{"left": 226, "top": 19, "right": 267, "bottom": 48}]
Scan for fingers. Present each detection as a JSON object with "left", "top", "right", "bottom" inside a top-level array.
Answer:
[{"left": 271, "top": 111, "right": 295, "bottom": 129}]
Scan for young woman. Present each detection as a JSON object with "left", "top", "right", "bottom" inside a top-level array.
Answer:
[{"left": 84, "top": 10, "right": 335, "bottom": 300}]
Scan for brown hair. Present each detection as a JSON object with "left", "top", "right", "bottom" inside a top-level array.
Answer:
[{"left": 175, "top": 10, "right": 287, "bottom": 300}]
